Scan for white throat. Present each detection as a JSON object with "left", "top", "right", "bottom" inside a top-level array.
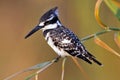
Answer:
[{"left": 42, "top": 23, "right": 57, "bottom": 31}]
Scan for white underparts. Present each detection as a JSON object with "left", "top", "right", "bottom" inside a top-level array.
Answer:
[{"left": 45, "top": 33, "right": 70, "bottom": 57}]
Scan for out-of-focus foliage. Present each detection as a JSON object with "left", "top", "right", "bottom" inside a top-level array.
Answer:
[
  {"left": 104, "top": 0, "right": 120, "bottom": 20},
  {"left": 4, "top": 57, "right": 56, "bottom": 80},
  {"left": 114, "top": 32, "right": 120, "bottom": 48},
  {"left": 94, "top": 37, "right": 120, "bottom": 57},
  {"left": 94, "top": 0, "right": 120, "bottom": 58}
]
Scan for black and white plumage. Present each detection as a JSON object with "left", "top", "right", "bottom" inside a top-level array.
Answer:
[{"left": 25, "top": 7, "right": 102, "bottom": 66}]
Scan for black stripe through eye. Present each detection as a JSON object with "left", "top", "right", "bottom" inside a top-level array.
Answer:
[
  {"left": 50, "top": 17, "right": 58, "bottom": 23},
  {"left": 45, "top": 17, "right": 58, "bottom": 25},
  {"left": 44, "top": 21, "right": 50, "bottom": 25}
]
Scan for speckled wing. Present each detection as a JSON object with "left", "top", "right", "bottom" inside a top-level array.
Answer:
[{"left": 49, "top": 26, "right": 102, "bottom": 65}]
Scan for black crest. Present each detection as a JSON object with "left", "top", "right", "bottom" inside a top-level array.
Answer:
[{"left": 40, "top": 7, "right": 58, "bottom": 22}]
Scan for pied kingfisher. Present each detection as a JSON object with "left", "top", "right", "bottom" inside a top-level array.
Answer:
[{"left": 25, "top": 7, "right": 102, "bottom": 66}]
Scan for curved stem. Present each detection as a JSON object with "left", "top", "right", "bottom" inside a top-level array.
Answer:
[{"left": 95, "top": 0, "right": 108, "bottom": 29}]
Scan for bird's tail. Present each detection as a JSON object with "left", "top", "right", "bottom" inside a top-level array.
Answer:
[
  {"left": 87, "top": 51, "right": 102, "bottom": 66},
  {"left": 77, "top": 51, "right": 102, "bottom": 66},
  {"left": 91, "top": 57, "right": 102, "bottom": 66},
  {"left": 78, "top": 55, "right": 102, "bottom": 66}
]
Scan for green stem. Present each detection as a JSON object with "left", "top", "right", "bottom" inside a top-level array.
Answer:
[
  {"left": 81, "top": 27, "right": 120, "bottom": 42},
  {"left": 81, "top": 30, "right": 108, "bottom": 42},
  {"left": 109, "top": 27, "right": 120, "bottom": 31}
]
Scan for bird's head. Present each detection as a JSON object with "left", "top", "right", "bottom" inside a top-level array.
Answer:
[{"left": 25, "top": 7, "right": 61, "bottom": 39}]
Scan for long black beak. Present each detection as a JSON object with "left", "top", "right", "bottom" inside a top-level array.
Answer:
[{"left": 25, "top": 25, "right": 43, "bottom": 39}]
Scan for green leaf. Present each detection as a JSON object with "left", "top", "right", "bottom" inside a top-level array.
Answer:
[
  {"left": 104, "top": 0, "right": 120, "bottom": 20},
  {"left": 27, "top": 61, "right": 51, "bottom": 71},
  {"left": 25, "top": 73, "right": 37, "bottom": 80},
  {"left": 4, "top": 60, "right": 53, "bottom": 80},
  {"left": 24, "top": 59, "right": 57, "bottom": 80}
]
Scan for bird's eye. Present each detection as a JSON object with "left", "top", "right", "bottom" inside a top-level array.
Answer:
[{"left": 44, "top": 21, "right": 50, "bottom": 25}]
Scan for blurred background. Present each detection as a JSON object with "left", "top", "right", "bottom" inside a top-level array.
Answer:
[{"left": 0, "top": 0, "right": 120, "bottom": 80}]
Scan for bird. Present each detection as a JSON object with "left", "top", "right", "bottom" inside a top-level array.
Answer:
[{"left": 25, "top": 7, "right": 102, "bottom": 66}]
